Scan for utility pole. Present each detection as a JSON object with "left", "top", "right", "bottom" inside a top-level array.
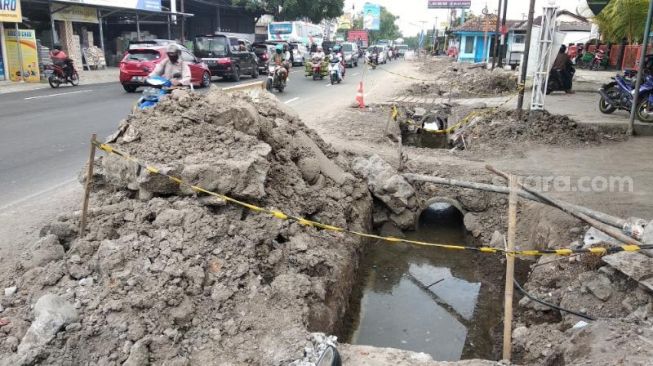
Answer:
[
  {"left": 628, "top": 0, "right": 653, "bottom": 135},
  {"left": 492, "top": 0, "right": 502, "bottom": 70},
  {"left": 181, "top": 0, "right": 186, "bottom": 43},
  {"left": 498, "top": 0, "right": 508, "bottom": 68},
  {"left": 516, "top": 0, "right": 536, "bottom": 112}
]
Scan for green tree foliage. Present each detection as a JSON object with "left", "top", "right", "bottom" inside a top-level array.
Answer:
[
  {"left": 593, "top": 0, "right": 649, "bottom": 43},
  {"left": 234, "top": 0, "right": 344, "bottom": 24},
  {"left": 369, "top": 6, "right": 402, "bottom": 43}
]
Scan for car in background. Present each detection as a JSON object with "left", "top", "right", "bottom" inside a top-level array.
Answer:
[
  {"left": 193, "top": 34, "right": 259, "bottom": 81},
  {"left": 290, "top": 43, "right": 309, "bottom": 66},
  {"left": 252, "top": 42, "right": 272, "bottom": 74},
  {"left": 396, "top": 44, "right": 409, "bottom": 58},
  {"left": 119, "top": 45, "right": 211, "bottom": 93},
  {"left": 341, "top": 42, "right": 359, "bottom": 68}
]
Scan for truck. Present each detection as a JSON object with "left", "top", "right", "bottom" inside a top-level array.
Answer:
[{"left": 347, "top": 29, "right": 369, "bottom": 48}]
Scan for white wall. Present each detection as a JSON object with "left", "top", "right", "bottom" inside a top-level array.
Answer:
[{"left": 562, "top": 31, "right": 591, "bottom": 45}]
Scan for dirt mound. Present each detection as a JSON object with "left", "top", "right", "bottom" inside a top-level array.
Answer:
[
  {"left": 0, "top": 89, "right": 372, "bottom": 365},
  {"left": 412, "top": 58, "right": 517, "bottom": 98},
  {"left": 462, "top": 109, "right": 628, "bottom": 152}
]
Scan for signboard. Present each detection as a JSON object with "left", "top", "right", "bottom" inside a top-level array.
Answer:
[
  {"left": 586, "top": 0, "right": 611, "bottom": 16},
  {"left": 428, "top": 0, "right": 471, "bottom": 9},
  {"left": 338, "top": 14, "right": 352, "bottom": 30},
  {"left": 0, "top": 0, "right": 22, "bottom": 22},
  {"left": 52, "top": 4, "right": 98, "bottom": 23},
  {"left": 0, "top": 39, "right": 5, "bottom": 81},
  {"left": 363, "top": 3, "right": 381, "bottom": 31},
  {"left": 3, "top": 29, "right": 40, "bottom": 82},
  {"left": 54, "top": 0, "right": 161, "bottom": 12}
]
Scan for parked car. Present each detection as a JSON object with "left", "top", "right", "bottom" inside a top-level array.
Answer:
[
  {"left": 193, "top": 34, "right": 259, "bottom": 81},
  {"left": 290, "top": 43, "right": 309, "bottom": 66},
  {"left": 252, "top": 42, "right": 272, "bottom": 74},
  {"left": 119, "top": 45, "right": 211, "bottom": 93},
  {"left": 341, "top": 42, "right": 359, "bottom": 68}
]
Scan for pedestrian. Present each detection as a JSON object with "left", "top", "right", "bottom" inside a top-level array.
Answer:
[{"left": 551, "top": 45, "right": 575, "bottom": 94}]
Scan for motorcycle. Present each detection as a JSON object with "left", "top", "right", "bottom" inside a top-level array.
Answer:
[
  {"left": 598, "top": 70, "right": 653, "bottom": 122},
  {"left": 136, "top": 74, "right": 190, "bottom": 109},
  {"left": 305, "top": 55, "right": 327, "bottom": 80},
  {"left": 266, "top": 64, "right": 287, "bottom": 92},
  {"left": 367, "top": 52, "right": 378, "bottom": 70},
  {"left": 328, "top": 56, "right": 343, "bottom": 85},
  {"left": 43, "top": 59, "right": 79, "bottom": 88},
  {"left": 546, "top": 66, "right": 576, "bottom": 94},
  {"left": 590, "top": 49, "right": 607, "bottom": 71}
]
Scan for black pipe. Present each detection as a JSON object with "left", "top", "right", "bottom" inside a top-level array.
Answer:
[{"left": 513, "top": 279, "right": 595, "bottom": 321}]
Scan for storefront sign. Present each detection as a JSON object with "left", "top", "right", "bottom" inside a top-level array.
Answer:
[
  {"left": 363, "top": 3, "right": 380, "bottom": 31},
  {"left": 55, "top": 0, "right": 161, "bottom": 12},
  {"left": 3, "top": 29, "right": 40, "bottom": 82},
  {"left": 52, "top": 4, "right": 99, "bottom": 23},
  {"left": 0, "top": 0, "right": 22, "bottom": 22},
  {"left": 427, "top": 0, "right": 471, "bottom": 9}
]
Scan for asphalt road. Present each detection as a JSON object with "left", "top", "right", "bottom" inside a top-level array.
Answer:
[{"left": 0, "top": 60, "right": 399, "bottom": 209}]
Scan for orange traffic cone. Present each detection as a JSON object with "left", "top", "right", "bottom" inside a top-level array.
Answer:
[{"left": 356, "top": 81, "right": 365, "bottom": 108}]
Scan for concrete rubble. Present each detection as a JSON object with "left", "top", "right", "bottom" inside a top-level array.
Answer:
[{"left": 0, "top": 89, "right": 376, "bottom": 365}]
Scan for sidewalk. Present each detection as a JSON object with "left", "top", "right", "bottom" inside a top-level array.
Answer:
[{"left": 0, "top": 67, "right": 119, "bottom": 94}]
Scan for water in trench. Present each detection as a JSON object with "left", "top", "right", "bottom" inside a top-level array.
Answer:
[{"left": 344, "top": 203, "right": 504, "bottom": 361}]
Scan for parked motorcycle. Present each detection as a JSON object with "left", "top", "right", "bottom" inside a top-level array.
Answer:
[
  {"left": 590, "top": 49, "right": 607, "bottom": 71},
  {"left": 266, "top": 64, "right": 287, "bottom": 92},
  {"left": 44, "top": 59, "right": 79, "bottom": 88},
  {"left": 328, "top": 56, "right": 343, "bottom": 85},
  {"left": 598, "top": 70, "right": 653, "bottom": 122}
]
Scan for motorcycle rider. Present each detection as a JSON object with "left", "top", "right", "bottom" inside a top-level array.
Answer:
[
  {"left": 332, "top": 44, "right": 345, "bottom": 79},
  {"left": 49, "top": 44, "right": 73, "bottom": 80},
  {"left": 551, "top": 45, "right": 575, "bottom": 94},
  {"left": 148, "top": 44, "right": 191, "bottom": 86},
  {"left": 272, "top": 44, "right": 289, "bottom": 81}
]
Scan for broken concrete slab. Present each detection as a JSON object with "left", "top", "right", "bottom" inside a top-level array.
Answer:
[{"left": 602, "top": 251, "right": 653, "bottom": 292}]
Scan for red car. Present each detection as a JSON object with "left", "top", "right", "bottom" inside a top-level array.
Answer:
[{"left": 119, "top": 45, "right": 211, "bottom": 93}]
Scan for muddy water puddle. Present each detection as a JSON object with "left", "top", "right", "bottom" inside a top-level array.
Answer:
[{"left": 345, "top": 204, "right": 503, "bottom": 360}]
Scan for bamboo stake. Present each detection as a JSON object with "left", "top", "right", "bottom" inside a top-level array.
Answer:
[
  {"left": 79, "top": 134, "right": 97, "bottom": 236},
  {"left": 403, "top": 173, "right": 627, "bottom": 230},
  {"left": 502, "top": 175, "right": 518, "bottom": 361},
  {"left": 486, "top": 165, "right": 643, "bottom": 246}
]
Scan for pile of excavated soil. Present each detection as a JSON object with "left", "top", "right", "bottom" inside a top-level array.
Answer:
[
  {"left": 411, "top": 58, "right": 517, "bottom": 98},
  {"left": 0, "top": 89, "right": 373, "bottom": 365},
  {"left": 462, "top": 109, "right": 628, "bottom": 153}
]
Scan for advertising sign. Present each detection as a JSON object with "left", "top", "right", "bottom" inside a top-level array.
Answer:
[
  {"left": 3, "top": 29, "right": 40, "bottom": 82},
  {"left": 0, "top": 0, "right": 22, "bottom": 22},
  {"left": 55, "top": 0, "right": 161, "bottom": 12},
  {"left": 52, "top": 4, "right": 99, "bottom": 23},
  {"left": 0, "top": 40, "right": 5, "bottom": 81},
  {"left": 427, "top": 0, "right": 471, "bottom": 9},
  {"left": 363, "top": 3, "right": 381, "bottom": 31}
]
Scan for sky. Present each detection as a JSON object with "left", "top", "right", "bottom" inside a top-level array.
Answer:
[{"left": 343, "top": 0, "right": 586, "bottom": 37}]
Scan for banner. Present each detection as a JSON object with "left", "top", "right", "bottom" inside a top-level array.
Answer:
[
  {"left": 363, "top": 3, "right": 381, "bottom": 31},
  {"left": 3, "top": 29, "right": 40, "bottom": 82},
  {"left": 0, "top": 0, "right": 22, "bottom": 22},
  {"left": 55, "top": 0, "right": 161, "bottom": 12},
  {"left": 52, "top": 4, "right": 99, "bottom": 23},
  {"left": 427, "top": 0, "right": 471, "bottom": 9}
]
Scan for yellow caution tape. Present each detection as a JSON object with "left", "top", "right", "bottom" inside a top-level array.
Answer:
[{"left": 93, "top": 141, "right": 652, "bottom": 257}]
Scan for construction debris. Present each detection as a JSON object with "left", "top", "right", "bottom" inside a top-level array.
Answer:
[{"left": 0, "top": 89, "right": 374, "bottom": 365}]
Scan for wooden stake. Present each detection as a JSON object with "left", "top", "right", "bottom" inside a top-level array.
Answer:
[
  {"left": 79, "top": 133, "right": 97, "bottom": 236},
  {"left": 502, "top": 175, "right": 518, "bottom": 361}
]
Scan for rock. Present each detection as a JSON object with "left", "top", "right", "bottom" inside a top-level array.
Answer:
[
  {"left": 39, "top": 222, "right": 76, "bottom": 245},
  {"left": 642, "top": 219, "right": 653, "bottom": 257},
  {"left": 5, "top": 335, "right": 19, "bottom": 352},
  {"left": 95, "top": 239, "right": 127, "bottom": 276},
  {"left": 78, "top": 277, "right": 94, "bottom": 286},
  {"left": 512, "top": 326, "right": 528, "bottom": 344},
  {"left": 463, "top": 213, "right": 482, "bottom": 237},
  {"left": 602, "top": 252, "right": 653, "bottom": 292},
  {"left": 170, "top": 297, "right": 195, "bottom": 325},
  {"left": 17, "top": 293, "right": 79, "bottom": 355},
  {"left": 123, "top": 338, "right": 150, "bottom": 366},
  {"left": 297, "top": 156, "right": 321, "bottom": 184},
  {"left": 389, "top": 210, "right": 416, "bottom": 230},
  {"left": 583, "top": 274, "right": 612, "bottom": 301},
  {"left": 20, "top": 235, "right": 65, "bottom": 270},
  {"left": 352, "top": 155, "right": 416, "bottom": 215},
  {"left": 489, "top": 230, "right": 504, "bottom": 249},
  {"left": 4, "top": 286, "right": 17, "bottom": 297},
  {"left": 153, "top": 209, "right": 185, "bottom": 227}
]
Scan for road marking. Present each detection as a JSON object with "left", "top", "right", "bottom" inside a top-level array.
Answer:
[
  {"left": 284, "top": 97, "right": 300, "bottom": 104},
  {"left": 24, "top": 89, "right": 92, "bottom": 100},
  {"left": 0, "top": 178, "right": 77, "bottom": 211},
  {"left": 352, "top": 73, "right": 360, "bottom": 76},
  {"left": 325, "top": 83, "right": 332, "bottom": 87}
]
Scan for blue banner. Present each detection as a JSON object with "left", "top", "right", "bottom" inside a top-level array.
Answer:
[{"left": 363, "top": 3, "right": 381, "bottom": 31}]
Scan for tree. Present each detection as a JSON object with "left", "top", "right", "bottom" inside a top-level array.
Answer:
[
  {"left": 234, "top": 0, "right": 344, "bottom": 24},
  {"left": 369, "top": 6, "right": 401, "bottom": 42},
  {"left": 592, "top": 0, "right": 648, "bottom": 43}
]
